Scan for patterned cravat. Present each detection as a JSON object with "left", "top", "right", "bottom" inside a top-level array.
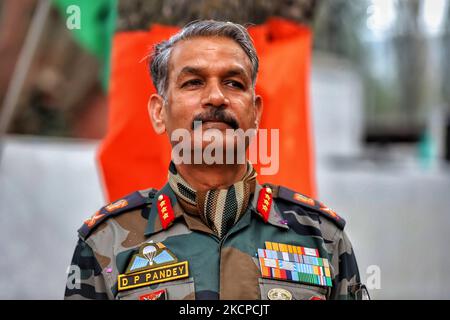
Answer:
[{"left": 168, "top": 162, "right": 257, "bottom": 238}]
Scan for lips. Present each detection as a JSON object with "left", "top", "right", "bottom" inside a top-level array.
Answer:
[
  {"left": 192, "top": 118, "right": 237, "bottom": 130},
  {"left": 200, "top": 121, "right": 233, "bottom": 130}
]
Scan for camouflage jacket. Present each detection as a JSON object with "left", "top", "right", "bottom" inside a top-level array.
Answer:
[{"left": 64, "top": 182, "right": 362, "bottom": 300}]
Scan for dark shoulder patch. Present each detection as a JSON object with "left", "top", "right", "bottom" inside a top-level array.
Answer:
[
  {"left": 78, "top": 189, "right": 157, "bottom": 241},
  {"left": 276, "top": 185, "right": 346, "bottom": 230}
]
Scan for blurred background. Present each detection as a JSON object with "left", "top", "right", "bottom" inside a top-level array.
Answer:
[{"left": 1, "top": 0, "right": 449, "bottom": 299}]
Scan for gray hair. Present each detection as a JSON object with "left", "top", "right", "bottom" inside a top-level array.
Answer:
[{"left": 149, "top": 20, "right": 259, "bottom": 98}]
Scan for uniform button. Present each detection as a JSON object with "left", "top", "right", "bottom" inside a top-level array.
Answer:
[
  {"left": 158, "top": 195, "right": 164, "bottom": 201},
  {"left": 265, "top": 187, "right": 272, "bottom": 194}
]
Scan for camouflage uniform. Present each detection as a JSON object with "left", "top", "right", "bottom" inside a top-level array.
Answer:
[{"left": 64, "top": 181, "right": 363, "bottom": 300}]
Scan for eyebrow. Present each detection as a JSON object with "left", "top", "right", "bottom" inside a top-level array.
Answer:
[
  {"left": 178, "top": 66, "right": 202, "bottom": 78},
  {"left": 223, "top": 67, "right": 249, "bottom": 79},
  {"left": 177, "top": 66, "right": 250, "bottom": 81}
]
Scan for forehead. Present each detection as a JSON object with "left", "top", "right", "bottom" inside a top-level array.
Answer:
[{"left": 168, "top": 36, "right": 252, "bottom": 77}]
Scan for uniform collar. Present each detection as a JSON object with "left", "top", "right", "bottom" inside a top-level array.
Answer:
[
  {"left": 250, "top": 182, "right": 289, "bottom": 230},
  {"left": 144, "top": 181, "right": 288, "bottom": 237},
  {"left": 144, "top": 183, "right": 212, "bottom": 237},
  {"left": 144, "top": 183, "right": 181, "bottom": 237}
]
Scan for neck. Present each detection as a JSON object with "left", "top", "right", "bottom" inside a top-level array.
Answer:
[{"left": 174, "top": 163, "right": 247, "bottom": 191}]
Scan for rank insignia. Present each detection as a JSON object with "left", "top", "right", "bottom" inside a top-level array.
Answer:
[
  {"left": 105, "top": 199, "right": 129, "bottom": 212},
  {"left": 118, "top": 242, "right": 189, "bottom": 292},
  {"left": 276, "top": 186, "right": 346, "bottom": 230},
  {"left": 84, "top": 211, "right": 105, "bottom": 228},
  {"left": 318, "top": 203, "right": 340, "bottom": 220},
  {"left": 293, "top": 193, "right": 315, "bottom": 206},
  {"left": 257, "top": 242, "right": 332, "bottom": 287},
  {"left": 157, "top": 194, "right": 175, "bottom": 229},
  {"left": 257, "top": 187, "right": 273, "bottom": 222}
]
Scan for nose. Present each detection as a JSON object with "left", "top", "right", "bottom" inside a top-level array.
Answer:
[{"left": 201, "top": 80, "right": 230, "bottom": 108}]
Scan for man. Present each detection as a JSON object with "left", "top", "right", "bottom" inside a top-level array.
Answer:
[{"left": 65, "top": 20, "right": 364, "bottom": 300}]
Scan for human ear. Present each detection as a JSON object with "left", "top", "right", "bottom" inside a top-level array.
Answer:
[
  {"left": 254, "top": 95, "right": 263, "bottom": 128},
  {"left": 148, "top": 94, "right": 166, "bottom": 134}
]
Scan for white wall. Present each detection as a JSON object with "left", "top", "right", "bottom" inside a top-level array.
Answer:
[
  {"left": 0, "top": 136, "right": 105, "bottom": 299},
  {"left": 311, "top": 53, "right": 450, "bottom": 299}
]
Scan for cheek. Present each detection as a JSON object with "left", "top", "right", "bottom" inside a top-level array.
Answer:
[
  {"left": 168, "top": 95, "right": 199, "bottom": 125},
  {"left": 232, "top": 97, "right": 256, "bottom": 128}
]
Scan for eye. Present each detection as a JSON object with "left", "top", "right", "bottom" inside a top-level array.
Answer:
[
  {"left": 181, "top": 79, "right": 203, "bottom": 88},
  {"left": 225, "top": 80, "right": 245, "bottom": 90}
]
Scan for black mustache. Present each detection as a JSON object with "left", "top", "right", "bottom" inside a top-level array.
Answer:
[{"left": 191, "top": 108, "right": 239, "bottom": 130}]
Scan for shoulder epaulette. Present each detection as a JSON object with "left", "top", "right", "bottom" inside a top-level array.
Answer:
[
  {"left": 276, "top": 186, "right": 346, "bottom": 230},
  {"left": 78, "top": 189, "right": 157, "bottom": 241}
]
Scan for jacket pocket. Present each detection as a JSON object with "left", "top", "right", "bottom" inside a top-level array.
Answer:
[
  {"left": 258, "top": 278, "right": 328, "bottom": 300},
  {"left": 116, "top": 277, "right": 195, "bottom": 300}
]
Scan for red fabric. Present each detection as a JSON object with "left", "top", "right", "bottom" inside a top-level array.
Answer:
[
  {"left": 157, "top": 194, "right": 175, "bottom": 229},
  {"left": 257, "top": 187, "right": 273, "bottom": 222},
  {"left": 98, "top": 18, "right": 316, "bottom": 201}
]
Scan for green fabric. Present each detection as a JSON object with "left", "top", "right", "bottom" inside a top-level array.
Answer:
[
  {"left": 52, "top": 0, "right": 117, "bottom": 90},
  {"left": 65, "top": 183, "right": 363, "bottom": 300}
]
